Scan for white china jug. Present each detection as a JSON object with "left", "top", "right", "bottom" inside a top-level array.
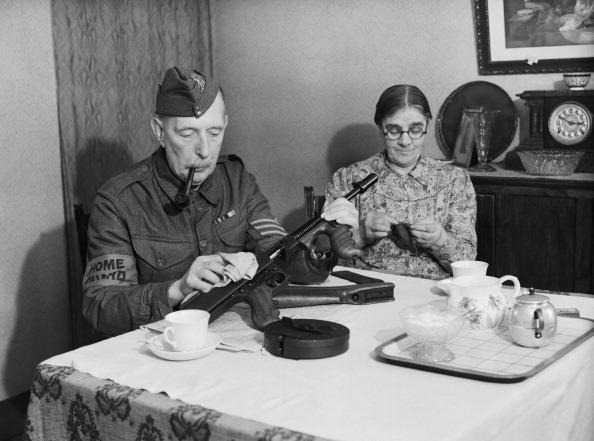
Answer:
[{"left": 447, "top": 275, "right": 521, "bottom": 332}]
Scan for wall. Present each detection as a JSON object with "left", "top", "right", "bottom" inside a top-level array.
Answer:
[
  {"left": 212, "top": 0, "right": 586, "bottom": 230},
  {"left": 0, "top": 0, "right": 71, "bottom": 401}
]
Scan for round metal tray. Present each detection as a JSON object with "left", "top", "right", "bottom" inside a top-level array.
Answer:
[{"left": 436, "top": 81, "right": 518, "bottom": 162}]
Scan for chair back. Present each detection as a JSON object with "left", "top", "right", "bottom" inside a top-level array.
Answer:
[
  {"left": 304, "top": 186, "right": 325, "bottom": 220},
  {"left": 74, "top": 204, "right": 90, "bottom": 267}
]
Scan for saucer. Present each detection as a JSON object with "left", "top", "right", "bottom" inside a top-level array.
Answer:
[
  {"left": 147, "top": 332, "right": 220, "bottom": 361},
  {"left": 436, "top": 278, "right": 453, "bottom": 294}
]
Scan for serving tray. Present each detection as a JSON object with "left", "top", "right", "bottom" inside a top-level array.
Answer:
[{"left": 375, "top": 317, "right": 594, "bottom": 383}]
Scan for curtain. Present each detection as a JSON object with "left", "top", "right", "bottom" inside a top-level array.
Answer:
[{"left": 51, "top": 0, "right": 214, "bottom": 347}]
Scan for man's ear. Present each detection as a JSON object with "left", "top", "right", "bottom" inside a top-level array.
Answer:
[{"left": 150, "top": 116, "right": 165, "bottom": 146}]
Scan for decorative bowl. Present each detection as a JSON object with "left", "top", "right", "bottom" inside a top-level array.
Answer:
[
  {"left": 399, "top": 301, "right": 465, "bottom": 362},
  {"left": 518, "top": 149, "right": 584, "bottom": 176},
  {"left": 563, "top": 73, "right": 591, "bottom": 90}
]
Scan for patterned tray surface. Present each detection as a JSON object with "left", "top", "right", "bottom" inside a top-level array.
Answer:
[{"left": 376, "top": 317, "right": 594, "bottom": 383}]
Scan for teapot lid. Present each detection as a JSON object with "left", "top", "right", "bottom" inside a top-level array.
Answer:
[
  {"left": 517, "top": 287, "right": 550, "bottom": 305},
  {"left": 517, "top": 293, "right": 550, "bottom": 304}
]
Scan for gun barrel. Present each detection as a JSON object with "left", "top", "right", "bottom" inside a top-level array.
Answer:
[
  {"left": 292, "top": 173, "right": 378, "bottom": 241},
  {"left": 343, "top": 173, "right": 378, "bottom": 200}
]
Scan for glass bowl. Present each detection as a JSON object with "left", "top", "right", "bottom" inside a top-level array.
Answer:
[
  {"left": 399, "top": 301, "right": 465, "bottom": 363},
  {"left": 518, "top": 150, "right": 584, "bottom": 176},
  {"left": 563, "top": 73, "right": 590, "bottom": 90}
]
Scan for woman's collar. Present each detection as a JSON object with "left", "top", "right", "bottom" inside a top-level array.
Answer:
[{"left": 382, "top": 151, "right": 427, "bottom": 175}]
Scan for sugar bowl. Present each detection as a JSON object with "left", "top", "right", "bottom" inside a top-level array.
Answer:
[{"left": 509, "top": 288, "right": 557, "bottom": 347}]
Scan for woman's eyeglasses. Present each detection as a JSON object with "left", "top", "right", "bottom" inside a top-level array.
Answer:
[{"left": 382, "top": 126, "right": 427, "bottom": 141}]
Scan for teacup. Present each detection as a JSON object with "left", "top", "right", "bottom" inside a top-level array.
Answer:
[
  {"left": 447, "top": 275, "right": 521, "bottom": 332},
  {"left": 163, "top": 310, "right": 210, "bottom": 352},
  {"left": 451, "top": 260, "right": 489, "bottom": 277}
]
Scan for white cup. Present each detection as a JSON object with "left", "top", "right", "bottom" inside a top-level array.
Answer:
[
  {"left": 451, "top": 260, "right": 489, "bottom": 278},
  {"left": 163, "top": 310, "right": 210, "bottom": 352}
]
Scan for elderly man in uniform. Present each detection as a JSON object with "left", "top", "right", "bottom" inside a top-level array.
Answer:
[{"left": 82, "top": 66, "right": 359, "bottom": 336}]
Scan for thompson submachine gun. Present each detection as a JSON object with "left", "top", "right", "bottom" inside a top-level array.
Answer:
[{"left": 180, "top": 173, "right": 379, "bottom": 330}]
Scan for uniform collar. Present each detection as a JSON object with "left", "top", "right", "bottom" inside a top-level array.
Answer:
[{"left": 153, "top": 148, "right": 220, "bottom": 206}]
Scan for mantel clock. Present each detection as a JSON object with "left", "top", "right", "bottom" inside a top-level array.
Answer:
[{"left": 514, "top": 90, "right": 594, "bottom": 172}]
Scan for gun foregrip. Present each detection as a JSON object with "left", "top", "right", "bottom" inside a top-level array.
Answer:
[
  {"left": 239, "top": 263, "right": 288, "bottom": 330},
  {"left": 243, "top": 284, "right": 281, "bottom": 330}
]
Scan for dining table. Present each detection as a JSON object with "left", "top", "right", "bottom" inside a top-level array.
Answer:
[{"left": 26, "top": 266, "right": 594, "bottom": 441}]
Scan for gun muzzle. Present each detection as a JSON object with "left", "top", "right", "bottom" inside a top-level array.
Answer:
[
  {"left": 174, "top": 167, "right": 196, "bottom": 208},
  {"left": 344, "top": 173, "right": 378, "bottom": 199}
]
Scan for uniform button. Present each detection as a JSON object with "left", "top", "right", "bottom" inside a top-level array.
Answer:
[
  {"left": 157, "top": 258, "right": 164, "bottom": 267},
  {"left": 199, "top": 240, "right": 208, "bottom": 248}
]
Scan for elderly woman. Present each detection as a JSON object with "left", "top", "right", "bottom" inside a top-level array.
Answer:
[{"left": 323, "top": 84, "right": 477, "bottom": 279}]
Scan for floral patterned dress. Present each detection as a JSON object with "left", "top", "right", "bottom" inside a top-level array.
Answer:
[{"left": 326, "top": 152, "right": 477, "bottom": 279}]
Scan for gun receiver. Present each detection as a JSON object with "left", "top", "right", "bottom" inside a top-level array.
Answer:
[{"left": 180, "top": 173, "right": 378, "bottom": 330}]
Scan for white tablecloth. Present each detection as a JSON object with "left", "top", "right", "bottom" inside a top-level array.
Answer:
[{"left": 44, "top": 267, "right": 594, "bottom": 441}]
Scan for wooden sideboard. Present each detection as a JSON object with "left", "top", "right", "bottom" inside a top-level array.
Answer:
[{"left": 470, "top": 165, "right": 594, "bottom": 295}]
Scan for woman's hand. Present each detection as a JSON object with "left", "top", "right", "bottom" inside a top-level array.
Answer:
[
  {"left": 408, "top": 219, "right": 447, "bottom": 249},
  {"left": 361, "top": 211, "right": 399, "bottom": 245}
]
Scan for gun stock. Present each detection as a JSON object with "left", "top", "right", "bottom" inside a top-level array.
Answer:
[{"left": 273, "top": 282, "right": 395, "bottom": 308}]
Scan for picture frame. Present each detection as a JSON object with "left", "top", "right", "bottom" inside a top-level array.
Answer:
[{"left": 473, "top": 0, "right": 594, "bottom": 75}]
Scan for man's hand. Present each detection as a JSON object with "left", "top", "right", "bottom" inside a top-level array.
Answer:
[
  {"left": 168, "top": 254, "right": 226, "bottom": 307},
  {"left": 321, "top": 198, "right": 364, "bottom": 249},
  {"left": 320, "top": 197, "right": 359, "bottom": 229},
  {"left": 408, "top": 219, "right": 447, "bottom": 249},
  {"left": 361, "top": 211, "right": 399, "bottom": 245}
]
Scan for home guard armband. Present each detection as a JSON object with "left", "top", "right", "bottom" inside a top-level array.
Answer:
[{"left": 83, "top": 254, "right": 138, "bottom": 288}]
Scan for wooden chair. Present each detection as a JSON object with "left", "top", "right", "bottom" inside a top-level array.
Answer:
[
  {"left": 74, "top": 204, "right": 90, "bottom": 267},
  {"left": 304, "top": 186, "right": 325, "bottom": 220},
  {"left": 73, "top": 204, "right": 108, "bottom": 345}
]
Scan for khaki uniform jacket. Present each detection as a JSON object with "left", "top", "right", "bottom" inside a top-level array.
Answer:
[{"left": 83, "top": 148, "right": 285, "bottom": 336}]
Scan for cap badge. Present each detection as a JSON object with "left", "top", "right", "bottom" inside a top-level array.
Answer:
[{"left": 189, "top": 71, "right": 206, "bottom": 92}]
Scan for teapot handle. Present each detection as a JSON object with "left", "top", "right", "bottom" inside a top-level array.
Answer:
[{"left": 499, "top": 275, "right": 521, "bottom": 305}]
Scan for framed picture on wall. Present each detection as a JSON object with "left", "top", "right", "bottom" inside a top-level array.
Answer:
[{"left": 473, "top": 0, "right": 594, "bottom": 74}]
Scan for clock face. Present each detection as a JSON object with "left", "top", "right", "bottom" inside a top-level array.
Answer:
[{"left": 548, "top": 101, "right": 592, "bottom": 146}]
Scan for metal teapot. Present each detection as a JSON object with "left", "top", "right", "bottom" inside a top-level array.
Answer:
[{"left": 509, "top": 288, "right": 557, "bottom": 347}]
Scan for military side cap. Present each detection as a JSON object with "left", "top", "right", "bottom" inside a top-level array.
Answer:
[{"left": 155, "top": 67, "right": 220, "bottom": 118}]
